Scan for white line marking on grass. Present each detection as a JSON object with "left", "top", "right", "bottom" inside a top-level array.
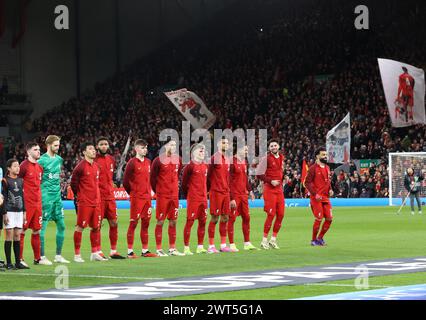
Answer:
[
  {"left": 0, "top": 273, "right": 163, "bottom": 281},
  {"left": 304, "top": 283, "right": 389, "bottom": 288}
]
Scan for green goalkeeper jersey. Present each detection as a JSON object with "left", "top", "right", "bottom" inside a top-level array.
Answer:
[{"left": 38, "top": 153, "right": 63, "bottom": 203}]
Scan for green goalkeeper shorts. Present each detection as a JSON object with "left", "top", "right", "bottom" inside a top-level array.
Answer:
[{"left": 42, "top": 200, "right": 65, "bottom": 222}]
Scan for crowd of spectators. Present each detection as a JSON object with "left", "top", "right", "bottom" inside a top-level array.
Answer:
[{"left": 4, "top": 0, "right": 426, "bottom": 199}]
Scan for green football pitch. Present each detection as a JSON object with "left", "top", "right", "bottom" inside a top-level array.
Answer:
[{"left": 0, "top": 205, "right": 425, "bottom": 299}]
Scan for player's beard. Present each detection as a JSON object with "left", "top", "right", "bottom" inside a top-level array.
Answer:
[
  {"left": 319, "top": 158, "right": 327, "bottom": 164},
  {"left": 99, "top": 149, "right": 109, "bottom": 156}
]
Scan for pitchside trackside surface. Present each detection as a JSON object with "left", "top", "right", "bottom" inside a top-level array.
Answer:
[{"left": 0, "top": 206, "right": 425, "bottom": 299}]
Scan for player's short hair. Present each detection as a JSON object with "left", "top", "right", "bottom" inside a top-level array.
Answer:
[
  {"left": 96, "top": 136, "right": 109, "bottom": 145},
  {"left": 80, "top": 141, "right": 95, "bottom": 153},
  {"left": 26, "top": 142, "right": 39, "bottom": 151},
  {"left": 268, "top": 138, "right": 280, "bottom": 147},
  {"left": 6, "top": 158, "right": 18, "bottom": 169},
  {"left": 190, "top": 143, "right": 205, "bottom": 155},
  {"left": 315, "top": 146, "right": 327, "bottom": 156},
  {"left": 402, "top": 66, "right": 408, "bottom": 73},
  {"left": 45, "top": 135, "right": 60, "bottom": 146},
  {"left": 134, "top": 139, "right": 148, "bottom": 147}
]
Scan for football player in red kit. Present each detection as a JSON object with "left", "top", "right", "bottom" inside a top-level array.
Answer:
[
  {"left": 256, "top": 139, "right": 285, "bottom": 250},
  {"left": 123, "top": 139, "right": 157, "bottom": 258},
  {"left": 395, "top": 66, "right": 415, "bottom": 122},
  {"left": 229, "top": 145, "right": 257, "bottom": 252},
  {"left": 305, "top": 147, "right": 334, "bottom": 246},
  {"left": 71, "top": 142, "right": 105, "bottom": 262},
  {"left": 150, "top": 140, "right": 184, "bottom": 256},
  {"left": 181, "top": 143, "right": 209, "bottom": 255},
  {"left": 94, "top": 137, "right": 125, "bottom": 259},
  {"left": 19, "top": 142, "right": 47, "bottom": 266},
  {"left": 207, "top": 137, "right": 231, "bottom": 253}
]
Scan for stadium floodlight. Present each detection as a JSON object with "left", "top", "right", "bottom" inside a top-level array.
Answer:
[{"left": 388, "top": 152, "right": 426, "bottom": 206}]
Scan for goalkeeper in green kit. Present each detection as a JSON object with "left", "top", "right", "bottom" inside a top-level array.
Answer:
[{"left": 37, "top": 135, "right": 69, "bottom": 264}]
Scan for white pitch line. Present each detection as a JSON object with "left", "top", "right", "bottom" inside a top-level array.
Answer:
[
  {"left": 0, "top": 273, "right": 163, "bottom": 281},
  {"left": 304, "top": 283, "right": 389, "bottom": 288}
]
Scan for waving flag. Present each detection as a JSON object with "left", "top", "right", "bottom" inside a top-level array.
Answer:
[
  {"left": 378, "top": 58, "right": 426, "bottom": 127},
  {"left": 115, "top": 130, "right": 132, "bottom": 183},
  {"left": 326, "top": 113, "right": 350, "bottom": 164},
  {"left": 164, "top": 88, "right": 216, "bottom": 129}
]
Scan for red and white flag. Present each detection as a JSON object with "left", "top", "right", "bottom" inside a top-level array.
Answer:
[
  {"left": 378, "top": 58, "right": 426, "bottom": 127},
  {"left": 164, "top": 88, "right": 216, "bottom": 129}
]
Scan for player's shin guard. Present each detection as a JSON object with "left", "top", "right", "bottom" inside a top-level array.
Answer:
[
  {"left": 4, "top": 241, "right": 12, "bottom": 265},
  {"left": 96, "top": 229, "right": 102, "bottom": 253},
  {"left": 40, "top": 221, "right": 48, "bottom": 257},
  {"left": 198, "top": 219, "right": 206, "bottom": 246},
  {"left": 312, "top": 219, "right": 322, "bottom": 241},
  {"left": 73, "top": 231, "right": 82, "bottom": 255},
  {"left": 318, "top": 219, "right": 332, "bottom": 239},
  {"left": 90, "top": 230, "right": 99, "bottom": 253},
  {"left": 242, "top": 215, "right": 250, "bottom": 242},
  {"left": 31, "top": 233, "right": 41, "bottom": 261},
  {"left": 272, "top": 213, "right": 284, "bottom": 236},
  {"left": 141, "top": 219, "right": 150, "bottom": 250},
  {"left": 263, "top": 214, "right": 275, "bottom": 237},
  {"left": 227, "top": 216, "right": 236, "bottom": 244},
  {"left": 219, "top": 221, "right": 227, "bottom": 245},
  {"left": 184, "top": 220, "right": 195, "bottom": 247},
  {"left": 168, "top": 224, "right": 177, "bottom": 249},
  {"left": 155, "top": 224, "right": 163, "bottom": 250},
  {"left": 127, "top": 220, "right": 138, "bottom": 250},
  {"left": 13, "top": 241, "right": 20, "bottom": 265},
  {"left": 208, "top": 221, "right": 216, "bottom": 245},
  {"left": 19, "top": 232, "right": 25, "bottom": 260},
  {"left": 56, "top": 219, "right": 66, "bottom": 255},
  {"left": 109, "top": 225, "right": 118, "bottom": 251}
]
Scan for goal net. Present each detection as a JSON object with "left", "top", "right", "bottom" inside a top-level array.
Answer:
[{"left": 389, "top": 152, "right": 426, "bottom": 206}]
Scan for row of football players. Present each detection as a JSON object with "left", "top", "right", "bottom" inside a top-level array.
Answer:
[{"left": 0, "top": 135, "right": 334, "bottom": 268}]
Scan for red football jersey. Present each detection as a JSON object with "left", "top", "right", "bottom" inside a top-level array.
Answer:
[
  {"left": 19, "top": 160, "right": 43, "bottom": 208},
  {"left": 207, "top": 152, "right": 230, "bottom": 194},
  {"left": 181, "top": 161, "right": 208, "bottom": 202},
  {"left": 398, "top": 73, "right": 415, "bottom": 97},
  {"left": 94, "top": 154, "right": 115, "bottom": 201},
  {"left": 150, "top": 154, "right": 182, "bottom": 199},
  {"left": 230, "top": 156, "right": 251, "bottom": 200},
  {"left": 304, "top": 163, "right": 332, "bottom": 198},
  {"left": 70, "top": 159, "right": 101, "bottom": 207},
  {"left": 257, "top": 153, "right": 284, "bottom": 193},
  {"left": 123, "top": 157, "right": 151, "bottom": 200}
]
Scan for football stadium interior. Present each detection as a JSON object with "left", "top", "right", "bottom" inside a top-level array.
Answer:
[{"left": 0, "top": 0, "right": 426, "bottom": 303}]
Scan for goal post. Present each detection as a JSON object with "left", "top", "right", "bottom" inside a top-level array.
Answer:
[{"left": 388, "top": 152, "right": 426, "bottom": 206}]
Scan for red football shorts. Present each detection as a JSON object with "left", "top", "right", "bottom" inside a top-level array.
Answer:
[
  {"left": 130, "top": 198, "right": 152, "bottom": 221},
  {"left": 310, "top": 198, "right": 332, "bottom": 220},
  {"left": 24, "top": 206, "right": 42, "bottom": 231},
  {"left": 263, "top": 190, "right": 285, "bottom": 217},
  {"left": 230, "top": 195, "right": 250, "bottom": 219},
  {"left": 187, "top": 201, "right": 208, "bottom": 221},
  {"left": 100, "top": 200, "right": 117, "bottom": 221},
  {"left": 76, "top": 205, "right": 102, "bottom": 229},
  {"left": 209, "top": 191, "right": 230, "bottom": 216},
  {"left": 156, "top": 197, "right": 179, "bottom": 221}
]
